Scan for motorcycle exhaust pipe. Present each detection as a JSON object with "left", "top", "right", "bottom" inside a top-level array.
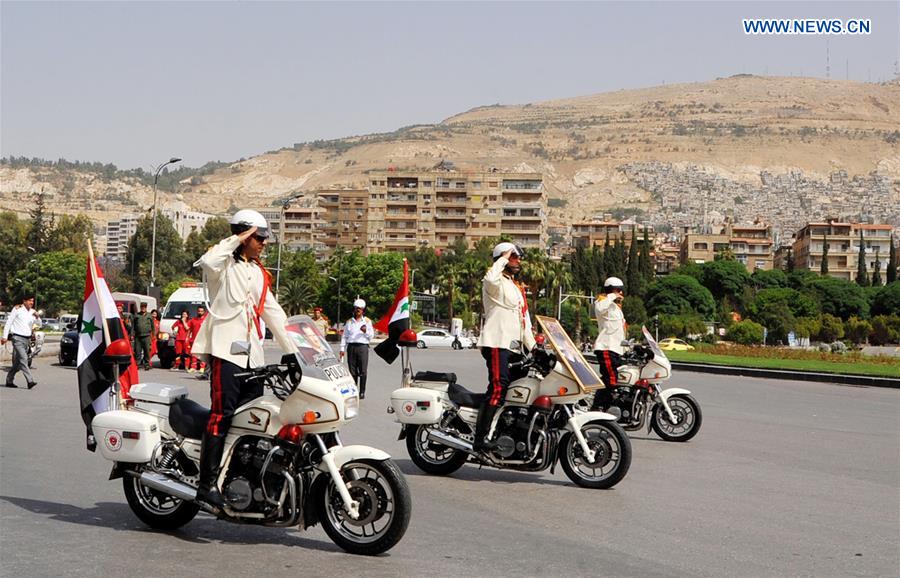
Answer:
[
  {"left": 132, "top": 470, "right": 198, "bottom": 502},
  {"left": 426, "top": 429, "right": 474, "bottom": 453}
]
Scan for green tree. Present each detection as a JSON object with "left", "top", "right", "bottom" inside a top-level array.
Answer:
[
  {"left": 645, "top": 274, "right": 716, "bottom": 318},
  {"left": 887, "top": 235, "right": 897, "bottom": 284},
  {"left": 625, "top": 226, "right": 641, "bottom": 295},
  {"left": 0, "top": 212, "right": 29, "bottom": 305},
  {"left": 26, "top": 190, "right": 54, "bottom": 253},
  {"left": 820, "top": 233, "right": 828, "bottom": 275},
  {"left": 639, "top": 228, "right": 653, "bottom": 287},
  {"left": 700, "top": 259, "right": 751, "bottom": 303},
  {"left": 749, "top": 287, "right": 819, "bottom": 319},
  {"left": 751, "top": 268, "right": 788, "bottom": 289},
  {"left": 47, "top": 214, "right": 94, "bottom": 253},
  {"left": 319, "top": 251, "right": 404, "bottom": 323},
  {"left": 658, "top": 313, "right": 707, "bottom": 339},
  {"left": 727, "top": 320, "right": 765, "bottom": 345},
  {"left": 805, "top": 277, "right": 868, "bottom": 320},
  {"left": 18, "top": 251, "right": 86, "bottom": 316},
  {"left": 871, "top": 281, "right": 900, "bottom": 316},
  {"left": 855, "top": 229, "right": 868, "bottom": 286},
  {"left": 622, "top": 295, "right": 648, "bottom": 327},
  {"left": 871, "top": 252, "right": 882, "bottom": 286},
  {"left": 185, "top": 217, "right": 232, "bottom": 265},
  {"left": 869, "top": 315, "right": 900, "bottom": 345},
  {"left": 793, "top": 316, "right": 821, "bottom": 340},
  {"left": 124, "top": 214, "right": 189, "bottom": 292},
  {"left": 817, "top": 313, "right": 845, "bottom": 342},
  {"left": 785, "top": 248, "right": 795, "bottom": 273},
  {"left": 844, "top": 316, "right": 873, "bottom": 345}
]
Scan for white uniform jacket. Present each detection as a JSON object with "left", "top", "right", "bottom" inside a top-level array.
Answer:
[
  {"left": 477, "top": 256, "right": 536, "bottom": 352},
  {"left": 191, "top": 235, "right": 297, "bottom": 368},
  {"left": 593, "top": 294, "right": 626, "bottom": 355}
]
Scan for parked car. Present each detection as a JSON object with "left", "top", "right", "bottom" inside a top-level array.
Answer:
[
  {"left": 415, "top": 328, "right": 473, "bottom": 350},
  {"left": 658, "top": 337, "right": 695, "bottom": 351},
  {"left": 41, "top": 318, "right": 61, "bottom": 332},
  {"left": 59, "top": 327, "right": 79, "bottom": 366}
]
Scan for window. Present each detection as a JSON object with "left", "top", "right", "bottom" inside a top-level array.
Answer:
[
  {"left": 488, "top": 209, "right": 497, "bottom": 215},
  {"left": 473, "top": 181, "right": 481, "bottom": 188},
  {"left": 693, "top": 242, "right": 708, "bottom": 250},
  {"left": 371, "top": 180, "right": 378, "bottom": 186},
  {"left": 422, "top": 181, "right": 432, "bottom": 187},
  {"left": 489, "top": 181, "right": 498, "bottom": 187}
]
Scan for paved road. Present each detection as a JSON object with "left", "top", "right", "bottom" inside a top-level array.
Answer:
[{"left": 1, "top": 348, "right": 898, "bottom": 577}]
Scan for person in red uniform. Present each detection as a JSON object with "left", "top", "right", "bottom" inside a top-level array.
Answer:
[
  {"left": 187, "top": 305, "right": 208, "bottom": 373},
  {"left": 171, "top": 310, "right": 191, "bottom": 371}
]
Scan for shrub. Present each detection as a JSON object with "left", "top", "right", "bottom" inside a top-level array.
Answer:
[
  {"left": 869, "top": 315, "right": 900, "bottom": 345},
  {"left": 817, "top": 313, "right": 845, "bottom": 342},
  {"left": 871, "top": 282, "right": 900, "bottom": 316},
  {"left": 728, "top": 320, "right": 765, "bottom": 345},
  {"left": 844, "top": 316, "right": 873, "bottom": 344}
]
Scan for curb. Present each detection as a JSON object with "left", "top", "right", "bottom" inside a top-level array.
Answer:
[
  {"left": 668, "top": 362, "right": 900, "bottom": 388},
  {"left": 583, "top": 354, "right": 899, "bottom": 388}
]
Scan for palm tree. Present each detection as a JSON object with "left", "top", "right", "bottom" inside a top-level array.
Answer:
[{"left": 279, "top": 278, "right": 317, "bottom": 316}]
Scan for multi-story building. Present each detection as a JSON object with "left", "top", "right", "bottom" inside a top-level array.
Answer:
[
  {"left": 680, "top": 221, "right": 775, "bottom": 272},
  {"left": 105, "top": 214, "right": 141, "bottom": 263},
  {"left": 791, "top": 220, "right": 894, "bottom": 284},
  {"left": 266, "top": 198, "right": 327, "bottom": 256},
  {"left": 366, "top": 169, "right": 545, "bottom": 252},
  {"left": 160, "top": 200, "right": 212, "bottom": 240},
  {"left": 570, "top": 219, "right": 654, "bottom": 248}
]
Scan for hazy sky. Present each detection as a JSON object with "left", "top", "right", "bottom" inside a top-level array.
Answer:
[{"left": 2, "top": 1, "right": 897, "bottom": 170}]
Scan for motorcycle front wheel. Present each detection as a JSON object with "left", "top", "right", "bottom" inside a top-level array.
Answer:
[
  {"left": 652, "top": 394, "right": 702, "bottom": 442},
  {"left": 559, "top": 420, "right": 631, "bottom": 489},
  {"left": 122, "top": 466, "right": 200, "bottom": 530},
  {"left": 406, "top": 424, "right": 468, "bottom": 475},
  {"left": 319, "top": 459, "right": 411, "bottom": 556}
]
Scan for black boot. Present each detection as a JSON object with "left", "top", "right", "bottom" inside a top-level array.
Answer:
[
  {"left": 473, "top": 402, "right": 499, "bottom": 452},
  {"left": 591, "top": 388, "right": 613, "bottom": 412},
  {"left": 196, "top": 433, "right": 226, "bottom": 511}
]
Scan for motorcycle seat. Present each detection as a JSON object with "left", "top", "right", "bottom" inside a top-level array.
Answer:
[
  {"left": 447, "top": 382, "right": 486, "bottom": 408},
  {"left": 169, "top": 397, "right": 210, "bottom": 440},
  {"left": 414, "top": 371, "right": 457, "bottom": 385}
]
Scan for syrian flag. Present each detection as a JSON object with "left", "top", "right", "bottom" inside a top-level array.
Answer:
[
  {"left": 373, "top": 259, "right": 411, "bottom": 364},
  {"left": 78, "top": 246, "right": 139, "bottom": 451}
]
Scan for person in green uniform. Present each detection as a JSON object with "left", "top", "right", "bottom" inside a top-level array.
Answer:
[{"left": 133, "top": 302, "right": 154, "bottom": 371}]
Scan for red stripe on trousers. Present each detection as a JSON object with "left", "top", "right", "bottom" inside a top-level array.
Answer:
[
  {"left": 489, "top": 348, "right": 503, "bottom": 406},
  {"left": 207, "top": 358, "right": 223, "bottom": 436},
  {"left": 603, "top": 351, "right": 617, "bottom": 386}
]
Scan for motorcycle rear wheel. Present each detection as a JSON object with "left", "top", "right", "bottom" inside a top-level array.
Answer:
[
  {"left": 122, "top": 466, "right": 200, "bottom": 530},
  {"left": 651, "top": 394, "right": 702, "bottom": 442},
  {"left": 319, "top": 459, "right": 411, "bottom": 556},
  {"left": 559, "top": 420, "right": 631, "bottom": 489},
  {"left": 406, "top": 425, "right": 468, "bottom": 475}
]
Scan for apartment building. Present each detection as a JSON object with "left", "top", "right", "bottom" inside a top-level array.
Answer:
[
  {"left": 266, "top": 197, "right": 327, "bottom": 256},
  {"left": 105, "top": 214, "right": 141, "bottom": 262},
  {"left": 791, "top": 220, "right": 894, "bottom": 284},
  {"left": 680, "top": 221, "right": 775, "bottom": 272},
  {"left": 366, "top": 169, "right": 545, "bottom": 252},
  {"left": 570, "top": 219, "right": 654, "bottom": 248},
  {"left": 161, "top": 200, "right": 212, "bottom": 240}
]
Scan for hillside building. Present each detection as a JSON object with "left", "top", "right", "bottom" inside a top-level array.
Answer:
[
  {"left": 680, "top": 221, "right": 775, "bottom": 272},
  {"left": 790, "top": 220, "right": 894, "bottom": 284},
  {"left": 105, "top": 214, "right": 141, "bottom": 263},
  {"left": 570, "top": 219, "right": 654, "bottom": 249}
]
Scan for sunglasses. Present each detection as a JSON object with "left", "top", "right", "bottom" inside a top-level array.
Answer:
[{"left": 251, "top": 234, "right": 268, "bottom": 242}]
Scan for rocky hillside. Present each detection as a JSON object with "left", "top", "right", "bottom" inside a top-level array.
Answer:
[{"left": 3, "top": 75, "right": 898, "bottom": 233}]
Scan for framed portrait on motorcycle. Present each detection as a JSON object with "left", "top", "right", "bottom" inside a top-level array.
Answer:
[{"left": 535, "top": 315, "right": 605, "bottom": 392}]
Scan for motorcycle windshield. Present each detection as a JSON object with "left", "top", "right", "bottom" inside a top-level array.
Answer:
[
  {"left": 284, "top": 315, "right": 342, "bottom": 380},
  {"left": 642, "top": 326, "right": 666, "bottom": 359}
]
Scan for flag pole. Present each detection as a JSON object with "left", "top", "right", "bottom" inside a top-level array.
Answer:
[
  {"left": 87, "top": 240, "right": 113, "bottom": 347},
  {"left": 87, "top": 240, "right": 121, "bottom": 409}
]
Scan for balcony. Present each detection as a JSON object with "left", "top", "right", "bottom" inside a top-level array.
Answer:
[
  {"left": 436, "top": 196, "right": 467, "bottom": 206},
  {"left": 435, "top": 210, "right": 467, "bottom": 218},
  {"left": 501, "top": 223, "right": 542, "bottom": 233}
]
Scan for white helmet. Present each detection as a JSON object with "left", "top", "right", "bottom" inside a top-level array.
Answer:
[
  {"left": 603, "top": 276, "right": 624, "bottom": 290},
  {"left": 492, "top": 242, "right": 523, "bottom": 260},
  {"left": 230, "top": 209, "right": 270, "bottom": 238},
  {"left": 353, "top": 298, "right": 366, "bottom": 309}
]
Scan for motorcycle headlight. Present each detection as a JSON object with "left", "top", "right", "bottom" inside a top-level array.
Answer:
[
  {"left": 344, "top": 396, "right": 359, "bottom": 420},
  {"left": 61, "top": 336, "right": 73, "bottom": 344},
  {"left": 158, "top": 332, "right": 169, "bottom": 341}
]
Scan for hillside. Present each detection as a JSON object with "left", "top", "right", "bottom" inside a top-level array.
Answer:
[{"left": 3, "top": 75, "right": 898, "bottom": 237}]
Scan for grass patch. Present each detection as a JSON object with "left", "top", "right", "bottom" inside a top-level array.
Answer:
[{"left": 666, "top": 350, "right": 900, "bottom": 378}]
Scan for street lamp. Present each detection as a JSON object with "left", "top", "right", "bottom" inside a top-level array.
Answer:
[
  {"left": 276, "top": 198, "right": 291, "bottom": 295},
  {"left": 149, "top": 157, "right": 182, "bottom": 290},
  {"left": 328, "top": 249, "right": 348, "bottom": 326}
]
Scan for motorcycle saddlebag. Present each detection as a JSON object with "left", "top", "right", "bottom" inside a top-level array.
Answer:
[
  {"left": 390, "top": 387, "right": 443, "bottom": 424},
  {"left": 91, "top": 410, "right": 161, "bottom": 463}
]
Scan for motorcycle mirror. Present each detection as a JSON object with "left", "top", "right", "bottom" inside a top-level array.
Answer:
[
  {"left": 509, "top": 339, "right": 522, "bottom": 351},
  {"left": 230, "top": 340, "right": 251, "bottom": 355}
]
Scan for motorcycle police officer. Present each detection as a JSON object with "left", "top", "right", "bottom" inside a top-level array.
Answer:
[
  {"left": 191, "top": 209, "right": 299, "bottom": 510},
  {"left": 475, "top": 242, "right": 536, "bottom": 452},
  {"left": 592, "top": 276, "right": 626, "bottom": 410}
]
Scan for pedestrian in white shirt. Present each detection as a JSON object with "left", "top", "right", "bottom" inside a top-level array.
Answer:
[
  {"left": 340, "top": 298, "right": 372, "bottom": 399},
  {"left": 592, "top": 277, "right": 626, "bottom": 410},
  {"left": 2, "top": 295, "right": 38, "bottom": 389}
]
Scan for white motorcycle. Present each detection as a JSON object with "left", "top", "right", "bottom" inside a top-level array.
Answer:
[
  {"left": 389, "top": 316, "right": 632, "bottom": 489},
  {"left": 90, "top": 315, "right": 411, "bottom": 556},
  {"left": 590, "top": 327, "right": 702, "bottom": 442}
]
